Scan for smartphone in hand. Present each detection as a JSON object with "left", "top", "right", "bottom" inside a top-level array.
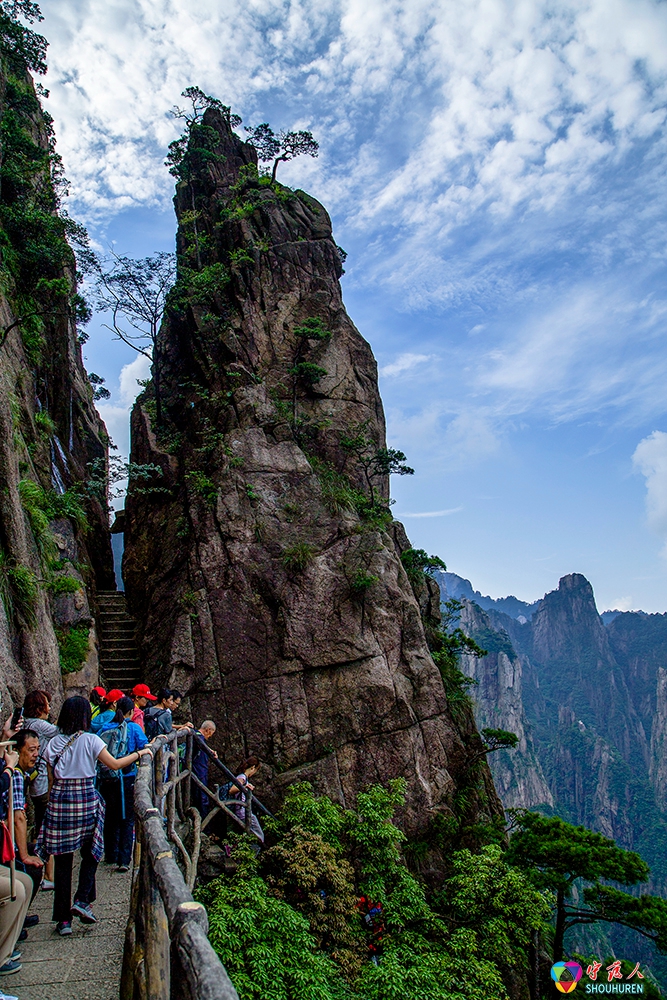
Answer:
[{"left": 10, "top": 706, "right": 23, "bottom": 730}]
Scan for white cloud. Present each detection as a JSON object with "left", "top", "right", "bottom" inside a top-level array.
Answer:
[
  {"left": 96, "top": 354, "right": 151, "bottom": 457},
  {"left": 610, "top": 596, "right": 634, "bottom": 611},
  {"left": 40, "top": 0, "right": 667, "bottom": 235},
  {"left": 119, "top": 354, "right": 152, "bottom": 407},
  {"left": 395, "top": 506, "right": 463, "bottom": 518},
  {"left": 380, "top": 352, "right": 433, "bottom": 378},
  {"left": 633, "top": 431, "right": 667, "bottom": 556}
]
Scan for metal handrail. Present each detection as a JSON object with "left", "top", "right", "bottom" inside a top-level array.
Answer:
[
  {"left": 121, "top": 733, "right": 240, "bottom": 1000},
  {"left": 190, "top": 732, "right": 275, "bottom": 820}
]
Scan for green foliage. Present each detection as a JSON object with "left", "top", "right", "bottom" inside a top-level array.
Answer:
[
  {"left": 45, "top": 574, "right": 82, "bottom": 596},
  {"left": 340, "top": 423, "right": 413, "bottom": 506},
  {"left": 0, "top": 550, "right": 37, "bottom": 628},
  {"left": 166, "top": 87, "right": 241, "bottom": 182},
  {"left": 507, "top": 811, "right": 649, "bottom": 894},
  {"left": 480, "top": 728, "right": 519, "bottom": 753},
  {"left": 293, "top": 317, "right": 332, "bottom": 341},
  {"left": 198, "top": 847, "right": 349, "bottom": 1000},
  {"left": 185, "top": 470, "right": 217, "bottom": 506},
  {"left": 0, "top": 57, "right": 91, "bottom": 359},
  {"left": 289, "top": 361, "right": 328, "bottom": 386},
  {"left": 262, "top": 826, "right": 365, "bottom": 979},
  {"left": 506, "top": 810, "right": 666, "bottom": 960},
  {"left": 350, "top": 570, "right": 378, "bottom": 597},
  {"left": 439, "top": 845, "right": 550, "bottom": 967},
  {"left": 245, "top": 121, "right": 319, "bottom": 181},
  {"left": 400, "top": 547, "right": 446, "bottom": 585},
  {"left": 308, "top": 455, "right": 392, "bottom": 527},
  {"left": 18, "top": 479, "right": 88, "bottom": 539},
  {"left": 0, "top": 1, "right": 48, "bottom": 75},
  {"left": 55, "top": 622, "right": 90, "bottom": 674},
  {"left": 430, "top": 600, "right": 486, "bottom": 720},
  {"left": 33, "top": 409, "right": 55, "bottom": 437},
  {"left": 228, "top": 247, "right": 255, "bottom": 267},
  {"left": 214, "top": 782, "right": 527, "bottom": 1000},
  {"left": 282, "top": 542, "right": 314, "bottom": 572},
  {"left": 85, "top": 455, "right": 167, "bottom": 511}
]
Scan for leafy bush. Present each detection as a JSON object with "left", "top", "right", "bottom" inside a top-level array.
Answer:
[
  {"left": 0, "top": 551, "right": 37, "bottom": 628},
  {"left": 294, "top": 317, "right": 332, "bottom": 341},
  {"left": 290, "top": 361, "right": 328, "bottom": 387},
  {"left": 350, "top": 570, "right": 378, "bottom": 597},
  {"left": 197, "top": 849, "right": 349, "bottom": 1000},
  {"left": 46, "top": 574, "right": 82, "bottom": 596},
  {"left": 56, "top": 623, "right": 90, "bottom": 674},
  {"left": 400, "top": 548, "right": 446, "bottom": 585},
  {"left": 185, "top": 470, "right": 217, "bottom": 506},
  {"left": 203, "top": 782, "right": 535, "bottom": 999},
  {"left": 262, "top": 826, "right": 365, "bottom": 980},
  {"left": 34, "top": 410, "right": 55, "bottom": 437},
  {"left": 282, "top": 542, "right": 314, "bottom": 572}
]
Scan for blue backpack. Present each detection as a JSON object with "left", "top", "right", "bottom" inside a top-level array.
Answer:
[{"left": 98, "top": 721, "right": 130, "bottom": 780}]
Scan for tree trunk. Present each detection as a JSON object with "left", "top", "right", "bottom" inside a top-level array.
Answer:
[
  {"left": 153, "top": 352, "right": 162, "bottom": 428},
  {"left": 553, "top": 888, "right": 566, "bottom": 962},
  {"left": 271, "top": 155, "right": 286, "bottom": 181}
]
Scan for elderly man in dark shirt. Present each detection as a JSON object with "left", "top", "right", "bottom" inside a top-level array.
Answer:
[{"left": 192, "top": 720, "right": 216, "bottom": 818}]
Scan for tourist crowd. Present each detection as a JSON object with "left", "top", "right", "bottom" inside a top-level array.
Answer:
[{"left": 0, "top": 681, "right": 262, "bottom": 999}]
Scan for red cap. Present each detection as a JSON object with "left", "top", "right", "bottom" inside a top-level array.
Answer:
[
  {"left": 106, "top": 689, "right": 125, "bottom": 703},
  {"left": 132, "top": 683, "right": 157, "bottom": 701},
  {"left": 92, "top": 687, "right": 106, "bottom": 698}
]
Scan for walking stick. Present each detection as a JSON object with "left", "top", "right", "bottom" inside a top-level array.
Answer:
[{"left": 8, "top": 769, "right": 15, "bottom": 901}]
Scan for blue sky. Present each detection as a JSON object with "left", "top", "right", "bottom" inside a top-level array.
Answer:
[{"left": 39, "top": 0, "right": 667, "bottom": 612}]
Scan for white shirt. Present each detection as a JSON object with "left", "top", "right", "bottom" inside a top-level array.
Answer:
[{"left": 45, "top": 732, "right": 105, "bottom": 779}]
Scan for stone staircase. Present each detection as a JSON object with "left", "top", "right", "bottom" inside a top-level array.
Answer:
[{"left": 97, "top": 590, "right": 141, "bottom": 693}]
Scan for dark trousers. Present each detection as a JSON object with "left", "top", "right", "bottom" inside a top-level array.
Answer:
[
  {"left": 99, "top": 776, "right": 135, "bottom": 866},
  {"left": 31, "top": 793, "right": 48, "bottom": 836},
  {"left": 53, "top": 840, "right": 97, "bottom": 923},
  {"left": 16, "top": 859, "right": 42, "bottom": 902}
]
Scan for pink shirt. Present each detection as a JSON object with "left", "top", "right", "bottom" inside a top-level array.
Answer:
[{"left": 131, "top": 706, "right": 145, "bottom": 731}]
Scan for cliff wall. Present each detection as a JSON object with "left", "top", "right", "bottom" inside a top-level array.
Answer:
[
  {"left": 0, "top": 55, "right": 113, "bottom": 711},
  {"left": 458, "top": 600, "right": 552, "bottom": 810},
  {"left": 124, "top": 109, "right": 502, "bottom": 836}
]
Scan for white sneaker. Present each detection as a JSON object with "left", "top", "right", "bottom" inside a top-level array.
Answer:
[
  {"left": 40, "top": 878, "right": 55, "bottom": 890},
  {"left": 0, "top": 992, "right": 19, "bottom": 1000}
]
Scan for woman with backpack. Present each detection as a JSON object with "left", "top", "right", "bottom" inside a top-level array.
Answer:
[
  {"left": 90, "top": 689, "right": 124, "bottom": 735},
  {"left": 36, "top": 696, "right": 153, "bottom": 936},
  {"left": 97, "top": 696, "right": 147, "bottom": 872}
]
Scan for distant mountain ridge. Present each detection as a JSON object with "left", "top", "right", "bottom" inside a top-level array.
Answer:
[
  {"left": 437, "top": 570, "right": 667, "bottom": 970},
  {"left": 435, "top": 571, "right": 541, "bottom": 621}
]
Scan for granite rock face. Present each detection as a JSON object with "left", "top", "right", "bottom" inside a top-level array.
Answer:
[
  {"left": 124, "top": 110, "right": 502, "bottom": 835},
  {"left": 457, "top": 600, "right": 552, "bottom": 810}
]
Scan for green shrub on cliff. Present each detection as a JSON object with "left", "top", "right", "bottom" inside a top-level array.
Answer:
[
  {"left": 56, "top": 622, "right": 90, "bottom": 674},
  {"left": 201, "top": 781, "right": 550, "bottom": 1000},
  {"left": 0, "top": 551, "right": 37, "bottom": 628}
]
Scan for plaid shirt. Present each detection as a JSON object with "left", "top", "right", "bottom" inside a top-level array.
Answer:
[
  {"left": 11, "top": 769, "right": 25, "bottom": 812},
  {"left": 35, "top": 777, "right": 105, "bottom": 861}
]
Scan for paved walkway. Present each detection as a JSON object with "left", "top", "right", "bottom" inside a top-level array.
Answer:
[{"left": 9, "top": 861, "right": 130, "bottom": 1000}]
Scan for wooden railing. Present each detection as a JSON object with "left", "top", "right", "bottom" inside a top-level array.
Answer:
[{"left": 121, "top": 729, "right": 271, "bottom": 1000}]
